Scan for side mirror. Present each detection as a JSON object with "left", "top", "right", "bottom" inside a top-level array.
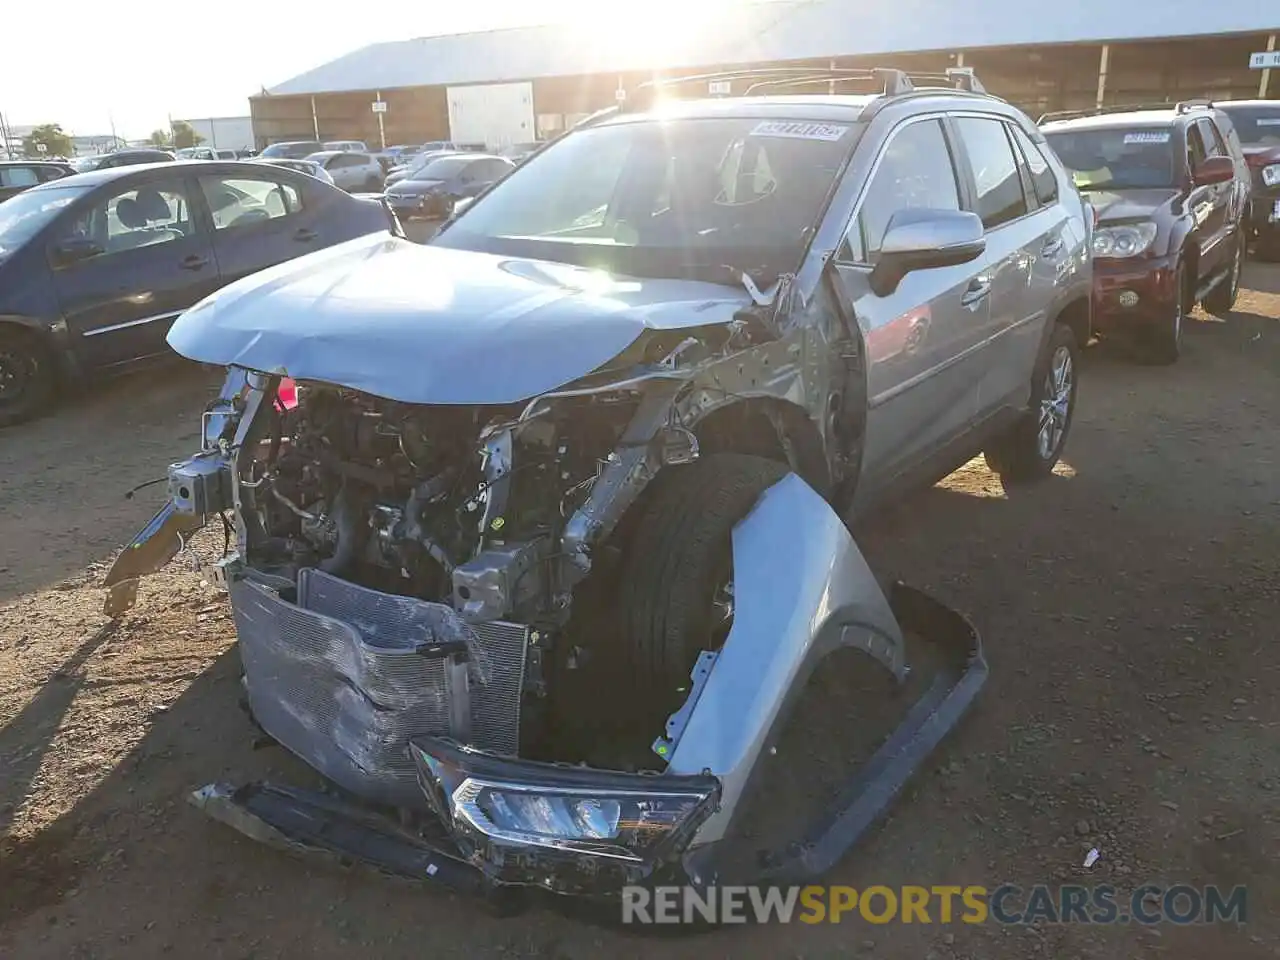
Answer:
[
  {"left": 52, "top": 236, "right": 104, "bottom": 267},
  {"left": 869, "top": 209, "right": 986, "bottom": 297},
  {"left": 1192, "top": 155, "right": 1234, "bottom": 187},
  {"left": 448, "top": 196, "right": 475, "bottom": 220}
]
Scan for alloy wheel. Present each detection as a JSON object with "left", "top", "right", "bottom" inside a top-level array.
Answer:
[{"left": 1037, "top": 344, "right": 1074, "bottom": 460}]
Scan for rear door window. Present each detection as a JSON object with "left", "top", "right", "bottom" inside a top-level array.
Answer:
[
  {"left": 953, "top": 117, "right": 1029, "bottom": 229},
  {"left": 1010, "top": 127, "right": 1058, "bottom": 208},
  {"left": 200, "top": 176, "right": 303, "bottom": 230}
]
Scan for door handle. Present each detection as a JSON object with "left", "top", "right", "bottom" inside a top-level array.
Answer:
[
  {"left": 961, "top": 277, "right": 991, "bottom": 309},
  {"left": 180, "top": 254, "right": 209, "bottom": 271},
  {"left": 294, "top": 228, "right": 318, "bottom": 242}
]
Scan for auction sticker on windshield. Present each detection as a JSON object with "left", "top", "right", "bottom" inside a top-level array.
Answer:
[
  {"left": 1122, "top": 132, "right": 1171, "bottom": 144},
  {"left": 750, "top": 121, "right": 849, "bottom": 142}
]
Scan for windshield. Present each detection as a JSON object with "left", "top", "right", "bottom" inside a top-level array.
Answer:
[
  {"left": 435, "top": 117, "right": 858, "bottom": 283},
  {"left": 410, "top": 156, "right": 472, "bottom": 180},
  {"left": 1217, "top": 106, "right": 1280, "bottom": 147},
  {"left": 1044, "top": 127, "right": 1176, "bottom": 190},
  {"left": 71, "top": 155, "right": 108, "bottom": 173},
  {"left": 0, "top": 186, "right": 88, "bottom": 254}
]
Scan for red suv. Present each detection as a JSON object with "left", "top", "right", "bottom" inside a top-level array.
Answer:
[
  {"left": 1213, "top": 99, "right": 1280, "bottom": 261},
  {"left": 1040, "top": 101, "right": 1251, "bottom": 364}
]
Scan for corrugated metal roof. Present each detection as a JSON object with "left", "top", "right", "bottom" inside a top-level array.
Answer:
[
  {"left": 748, "top": 0, "right": 1278, "bottom": 62},
  {"left": 266, "top": 2, "right": 806, "bottom": 96},
  {"left": 266, "top": 0, "right": 1279, "bottom": 97}
]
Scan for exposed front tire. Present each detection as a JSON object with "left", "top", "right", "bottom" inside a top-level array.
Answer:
[
  {"left": 1203, "top": 234, "right": 1244, "bottom": 319},
  {"left": 984, "top": 323, "right": 1079, "bottom": 483},
  {"left": 614, "top": 454, "right": 790, "bottom": 725},
  {"left": 0, "top": 327, "right": 56, "bottom": 428}
]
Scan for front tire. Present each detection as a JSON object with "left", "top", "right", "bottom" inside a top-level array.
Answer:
[
  {"left": 615, "top": 454, "right": 789, "bottom": 724},
  {"left": 1203, "top": 234, "right": 1243, "bottom": 319},
  {"left": 984, "top": 323, "right": 1079, "bottom": 483},
  {"left": 1138, "top": 258, "right": 1187, "bottom": 365},
  {"left": 0, "top": 327, "right": 56, "bottom": 428}
]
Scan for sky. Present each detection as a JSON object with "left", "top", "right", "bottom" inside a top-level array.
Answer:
[{"left": 1, "top": 0, "right": 789, "bottom": 139}]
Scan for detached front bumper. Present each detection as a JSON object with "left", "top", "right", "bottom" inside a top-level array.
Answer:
[
  {"left": 1091, "top": 253, "right": 1178, "bottom": 332},
  {"left": 192, "top": 580, "right": 985, "bottom": 901}
]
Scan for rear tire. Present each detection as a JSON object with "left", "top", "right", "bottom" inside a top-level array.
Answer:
[
  {"left": 0, "top": 327, "right": 56, "bottom": 428},
  {"left": 614, "top": 454, "right": 789, "bottom": 725},
  {"left": 984, "top": 323, "right": 1079, "bottom": 483},
  {"left": 1203, "top": 234, "right": 1243, "bottom": 319}
]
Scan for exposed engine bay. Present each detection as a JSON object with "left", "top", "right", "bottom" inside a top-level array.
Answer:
[{"left": 250, "top": 383, "right": 636, "bottom": 626}]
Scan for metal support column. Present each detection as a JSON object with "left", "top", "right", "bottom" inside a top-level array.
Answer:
[
  {"left": 1095, "top": 44, "right": 1110, "bottom": 110},
  {"left": 311, "top": 96, "right": 319, "bottom": 140},
  {"left": 1261, "top": 34, "right": 1277, "bottom": 98}
]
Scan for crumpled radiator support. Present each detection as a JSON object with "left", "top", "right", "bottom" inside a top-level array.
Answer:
[{"left": 231, "top": 569, "right": 529, "bottom": 809}]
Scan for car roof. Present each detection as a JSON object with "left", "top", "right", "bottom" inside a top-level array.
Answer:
[
  {"left": 308, "top": 150, "right": 358, "bottom": 159},
  {"left": 1041, "top": 109, "right": 1180, "bottom": 132},
  {"left": 592, "top": 91, "right": 1019, "bottom": 127},
  {"left": 1213, "top": 99, "right": 1280, "bottom": 110},
  {"left": 27, "top": 159, "right": 312, "bottom": 191}
]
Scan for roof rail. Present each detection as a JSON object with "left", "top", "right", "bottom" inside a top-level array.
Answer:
[
  {"left": 1175, "top": 98, "right": 1214, "bottom": 114},
  {"left": 620, "top": 65, "right": 988, "bottom": 110},
  {"left": 1037, "top": 101, "right": 1181, "bottom": 125}
]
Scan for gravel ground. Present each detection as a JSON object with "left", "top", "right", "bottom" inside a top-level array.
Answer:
[{"left": 1, "top": 263, "right": 1277, "bottom": 959}]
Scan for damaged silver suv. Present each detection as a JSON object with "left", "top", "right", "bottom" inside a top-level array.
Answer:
[{"left": 106, "top": 68, "right": 1090, "bottom": 903}]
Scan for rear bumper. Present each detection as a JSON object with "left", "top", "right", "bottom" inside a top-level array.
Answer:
[{"left": 1091, "top": 254, "right": 1179, "bottom": 331}]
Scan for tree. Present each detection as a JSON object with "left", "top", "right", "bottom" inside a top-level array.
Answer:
[
  {"left": 23, "top": 123, "right": 74, "bottom": 158},
  {"left": 170, "top": 121, "right": 204, "bottom": 149},
  {"left": 147, "top": 129, "right": 171, "bottom": 147}
]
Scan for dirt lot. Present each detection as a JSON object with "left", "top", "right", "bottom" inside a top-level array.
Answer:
[{"left": 1, "top": 264, "right": 1278, "bottom": 959}]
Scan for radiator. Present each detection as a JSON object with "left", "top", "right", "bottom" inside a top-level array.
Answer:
[{"left": 231, "top": 568, "right": 529, "bottom": 809}]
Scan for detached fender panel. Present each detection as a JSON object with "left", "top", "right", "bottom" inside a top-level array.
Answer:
[{"left": 666, "top": 473, "right": 906, "bottom": 845}]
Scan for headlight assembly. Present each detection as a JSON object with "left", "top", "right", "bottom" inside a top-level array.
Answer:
[
  {"left": 1092, "top": 222, "right": 1158, "bottom": 259},
  {"left": 1263, "top": 163, "right": 1280, "bottom": 188},
  {"left": 455, "top": 780, "right": 712, "bottom": 861},
  {"left": 410, "top": 738, "right": 720, "bottom": 882}
]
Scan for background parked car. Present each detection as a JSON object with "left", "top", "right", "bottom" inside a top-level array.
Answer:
[
  {"left": 322, "top": 140, "right": 368, "bottom": 152},
  {"left": 384, "top": 153, "right": 514, "bottom": 219},
  {"left": 302, "top": 150, "right": 385, "bottom": 192},
  {"left": 0, "top": 160, "right": 75, "bottom": 202},
  {"left": 498, "top": 141, "right": 542, "bottom": 164},
  {"left": 0, "top": 160, "right": 395, "bottom": 426},
  {"left": 176, "top": 147, "right": 239, "bottom": 161},
  {"left": 1213, "top": 99, "right": 1280, "bottom": 261},
  {"left": 250, "top": 156, "right": 336, "bottom": 185},
  {"left": 383, "top": 149, "right": 464, "bottom": 187},
  {"left": 70, "top": 149, "right": 176, "bottom": 173},
  {"left": 1041, "top": 102, "right": 1249, "bottom": 363},
  {"left": 257, "top": 140, "right": 323, "bottom": 160}
]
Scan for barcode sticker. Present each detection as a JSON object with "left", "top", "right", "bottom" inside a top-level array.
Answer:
[
  {"left": 1123, "top": 131, "right": 1171, "bottom": 144},
  {"left": 750, "top": 121, "right": 849, "bottom": 142}
]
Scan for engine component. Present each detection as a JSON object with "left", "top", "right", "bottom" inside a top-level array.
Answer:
[
  {"left": 169, "top": 455, "right": 233, "bottom": 520},
  {"left": 452, "top": 539, "right": 547, "bottom": 622}
]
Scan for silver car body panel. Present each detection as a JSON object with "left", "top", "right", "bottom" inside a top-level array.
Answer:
[
  {"left": 166, "top": 233, "right": 751, "bottom": 405},
  {"left": 666, "top": 474, "right": 905, "bottom": 846}
]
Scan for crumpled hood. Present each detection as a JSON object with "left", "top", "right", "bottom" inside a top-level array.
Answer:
[
  {"left": 167, "top": 233, "right": 750, "bottom": 405},
  {"left": 1085, "top": 188, "right": 1179, "bottom": 224}
]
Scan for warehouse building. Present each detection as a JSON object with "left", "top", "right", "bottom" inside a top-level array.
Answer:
[{"left": 250, "top": 0, "right": 1279, "bottom": 151}]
